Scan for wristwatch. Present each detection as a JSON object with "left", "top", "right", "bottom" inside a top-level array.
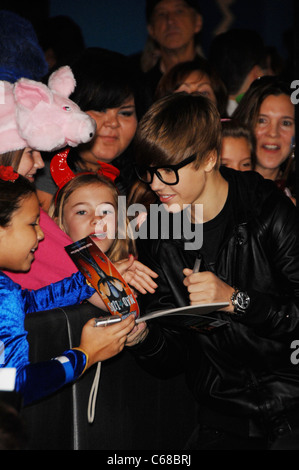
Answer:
[{"left": 231, "top": 288, "right": 250, "bottom": 314}]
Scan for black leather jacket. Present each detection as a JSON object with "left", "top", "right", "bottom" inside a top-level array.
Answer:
[{"left": 133, "top": 167, "right": 299, "bottom": 437}]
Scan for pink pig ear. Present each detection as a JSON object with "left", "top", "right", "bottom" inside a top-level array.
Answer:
[
  {"left": 14, "top": 79, "right": 52, "bottom": 110},
  {"left": 48, "top": 65, "right": 76, "bottom": 97}
]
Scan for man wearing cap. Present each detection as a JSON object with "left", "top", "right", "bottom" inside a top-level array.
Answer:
[{"left": 143, "top": 0, "right": 203, "bottom": 103}]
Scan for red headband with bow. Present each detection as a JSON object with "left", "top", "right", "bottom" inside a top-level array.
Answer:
[
  {"left": 0, "top": 166, "right": 19, "bottom": 182},
  {"left": 50, "top": 148, "right": 120, "bottom": 202}
]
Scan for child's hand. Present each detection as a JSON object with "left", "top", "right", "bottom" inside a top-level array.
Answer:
[
  {"left": 79, "top": 314, "right": 135, "bottom": 367},
  {"left": 114, "top": 256, "right": 158, "bottom": 294}
]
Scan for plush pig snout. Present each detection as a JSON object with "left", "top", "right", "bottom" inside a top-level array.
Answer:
[
  {"left": 64, "top": 113, "right": 96, "bottom": 147},
  {"left": 79, "top": 114, "right": 96, "bottom": 144}
]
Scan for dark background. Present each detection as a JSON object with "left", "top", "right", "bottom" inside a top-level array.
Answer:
[
  {"left": 0, "top": 0, "right": 298, "bottom": 194},
  {"left": 0, "top": 0, "right": 295, "bottom": 59}
]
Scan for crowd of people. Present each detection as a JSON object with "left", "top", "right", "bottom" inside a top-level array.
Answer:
[{"left": 0, "top": 0, "right": 298, "bottom": 450}]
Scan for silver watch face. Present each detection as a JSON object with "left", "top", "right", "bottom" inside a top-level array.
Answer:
[{"left": 236, "top": 291, "right": 250, "bottom": 310}]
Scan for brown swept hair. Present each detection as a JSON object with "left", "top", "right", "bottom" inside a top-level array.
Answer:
[
  {"left": 0, "top": 150, "right": 24, "bottom": 171},
  {"left": 134, "top": 92, "right": 222, "bottom": 170}
]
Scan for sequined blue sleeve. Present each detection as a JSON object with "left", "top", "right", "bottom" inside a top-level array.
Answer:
[
  {"left": 16, "top": 349, "right": 87, "bottom": 406},
  {"left": 21, "top": 271, "right": 95, "bottom": 313},
  {"left": 0, "top": 271, "right": 94, "bottom": 404}
]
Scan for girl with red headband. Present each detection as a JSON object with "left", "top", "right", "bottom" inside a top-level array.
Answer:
[{"left": 49, "top": 150, "right": 158, "bottom": 308}]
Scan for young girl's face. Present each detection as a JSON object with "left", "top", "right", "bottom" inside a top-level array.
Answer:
[
  {"left": 254, "top": 94, "right": 295, "bottom": 173},
  {"left": 0, "top": 193, "right": 44, "bottom": 272},
  {"left": 62, "top": 183, "right": 117, "bottom": 253},
  {"left": 221, "top": 136, "right": 252, "bottom": 171},
  {"left": 17, "top": 147, "right": 45, "bottom": 183},
  {"left": 78, "top": 97, "right": 137, "bottom": 170}
]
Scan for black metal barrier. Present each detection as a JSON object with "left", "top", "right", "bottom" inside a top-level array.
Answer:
[{"left": 21, "top": 303, "right": 198, "bottom": 450}]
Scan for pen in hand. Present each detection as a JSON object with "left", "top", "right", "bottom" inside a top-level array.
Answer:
[
  {"left": 94, "top": 316, "right": 122, "bottom": 327},
  {"left": 193, "top": 255, "right": 202, "bottom": 273}
]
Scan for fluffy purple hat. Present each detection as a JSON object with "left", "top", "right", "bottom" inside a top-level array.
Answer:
[{"left": 0, "top": 10, "right": 48, "bottom": 83}]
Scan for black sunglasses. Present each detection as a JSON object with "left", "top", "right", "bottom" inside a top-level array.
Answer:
[{"left": 135, "top": 154, "right": 196, "bottom": 185}]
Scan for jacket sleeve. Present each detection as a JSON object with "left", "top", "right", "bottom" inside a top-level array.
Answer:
[
  {"left": 132, "top": 239, "right": 194, "bottom": 378},
  {"left": 130, "top": 322, "right": 190, "bottom": 379},
  {"left": 21, "top": 271, "right": 95, "bottom": 314},
  {"left": 236, "top": 194, "right": 299, "bottom": 339},
  {"left": 136, "top": 237, "right": 192, "bottom": 315}
]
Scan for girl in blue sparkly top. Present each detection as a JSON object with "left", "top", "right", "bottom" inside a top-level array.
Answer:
[{"left": 0, "top": 166, "right": 135, "bottom": 406}]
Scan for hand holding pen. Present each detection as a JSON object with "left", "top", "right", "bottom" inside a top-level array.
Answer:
[{"left": 183, "top": 255, "right": 234, "bottom": 310}]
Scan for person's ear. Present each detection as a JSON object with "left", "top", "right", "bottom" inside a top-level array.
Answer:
[
  {"left": 147, "top": 23, "right": 156, "bottom": 41},
  {"left": 204, "top": 151, "right": 218, "bottom": 172},
  {"left": 250, "top": 64, "right": 265, "bottom": 81},
  {"left": 194, "top": 13, "right": 203, "bottom": 34}
]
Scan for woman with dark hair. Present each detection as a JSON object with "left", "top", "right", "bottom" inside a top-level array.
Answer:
[
  {"left": 36, "top": 48, "right": 141, "bottom": 210},
  {"left": 154, "top": 58, "right": 227, "bottom": 116},
  {"left": 233, "top": 76, "right": 295, "bottom": 201}
]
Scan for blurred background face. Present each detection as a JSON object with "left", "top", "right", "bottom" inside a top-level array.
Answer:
[
  {"left": 78, "top": 97, "right": 137, "bottom": 169},
  {"left": 221, "top": 137, "right": 252, "bottom": 172},
  {"left": 175, "top": 71, "right": 217, "bottom": 105},
  {"left": 254, "top": 94, "right": 295, "bottom": 176},
  {"left": 148, "top": 0, "right": 202, "bottom": 51}
]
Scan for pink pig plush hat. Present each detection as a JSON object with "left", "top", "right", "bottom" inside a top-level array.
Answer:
[{"left": 0, "top": 65, "right": 96, "bottom": 154}]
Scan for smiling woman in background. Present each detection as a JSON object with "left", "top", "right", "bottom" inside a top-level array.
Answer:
[{"left": 233, "top": 76, "right": 296, "bottom": 201}]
